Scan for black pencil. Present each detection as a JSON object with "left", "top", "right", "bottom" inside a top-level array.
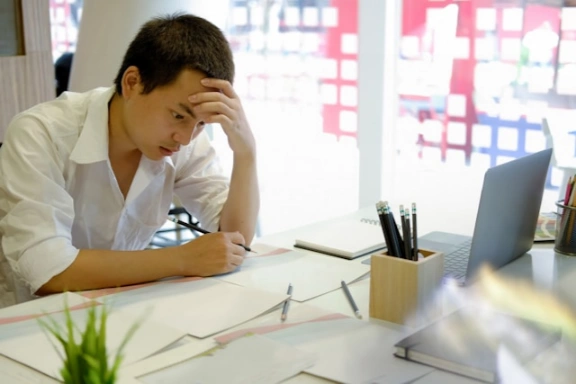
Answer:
[
  {"left": 167, "top": 217, "right": 253, "bottom": 253},
  {"left": 411, "top": 203, "right": 419, "bottom": 261},
  {"left": 403, "top": 209, "right": 412, "bottom": 261},
  {"left": 376, "top": 202, "right": 394, "bottom": 256}
]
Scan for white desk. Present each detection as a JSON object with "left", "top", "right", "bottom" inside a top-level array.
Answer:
[{"left": 0, "top": 209, "right": 574, "bottom": 384}]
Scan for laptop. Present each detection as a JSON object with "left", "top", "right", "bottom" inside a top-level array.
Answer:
[{"left": 418, "top": 148, "right": 553, "bottom": 285}]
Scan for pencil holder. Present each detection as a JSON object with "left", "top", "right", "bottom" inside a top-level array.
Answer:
[
  {"left": 369, "top": 248, "right": 444, "bottom": 327},
  {"left": 554, "top": 200, "right": 576, "bottom": 256}
]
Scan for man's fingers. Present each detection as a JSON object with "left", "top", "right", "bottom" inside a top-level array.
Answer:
[
  {"left": 229, "top": 254, "right": 244, "bottom": 268},
  {"left": 225, "top": 231, "right": 246, "bottom": 247},
  {"left": 200, "top": 78, "right": 237, "bottom": 99}
]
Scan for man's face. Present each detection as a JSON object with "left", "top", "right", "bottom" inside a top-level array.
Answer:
[{"left": 121, "top": 68, "right": 215, "bottom": 160}]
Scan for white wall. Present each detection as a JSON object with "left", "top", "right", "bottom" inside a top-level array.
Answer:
[{"left": 69, "top": 0, "right": 229, "bottom": 92}]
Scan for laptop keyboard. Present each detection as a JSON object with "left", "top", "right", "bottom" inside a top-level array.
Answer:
[{"left": 443, "top": 239, "right": 473, "bottom": 280}]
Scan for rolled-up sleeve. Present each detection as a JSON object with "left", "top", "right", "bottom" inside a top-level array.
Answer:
[
  {"left": 173, "top": 130, "right": 229, "bottom": 232},
  {"left": 0, "top": 116, "right": 79, "bottom": 294}
]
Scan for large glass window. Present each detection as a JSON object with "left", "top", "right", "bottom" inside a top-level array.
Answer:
[
  {"left": 222, "top": 0, "right": 360, "bottom": 235},
  {"left": 394, "top": 0, "right": 574, "bottom": 213},
  {"left": 49, "top": 0, "right": 83, "bottom": 61}
]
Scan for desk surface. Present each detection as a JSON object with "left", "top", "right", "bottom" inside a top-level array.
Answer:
[{"left": 0, "top": 208, "right": 574, "bottom": 384}]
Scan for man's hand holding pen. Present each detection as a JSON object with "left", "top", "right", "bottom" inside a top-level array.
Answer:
[{"left": 174, "top": 231, "right": 247, "bottom": 277}]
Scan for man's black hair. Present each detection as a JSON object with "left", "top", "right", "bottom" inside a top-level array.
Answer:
[{"left": 114, "top": 13, "right": 234, "bottom": 95}]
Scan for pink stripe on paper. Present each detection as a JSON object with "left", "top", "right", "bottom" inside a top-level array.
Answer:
[
  {"left": 0, "top": 301, "right": 99, "bottom": 326},
  {"left": 214, "top": 313, "right": 348, "bottom": 344},
  {"left": 79, "top": 276, "right": 204, "bottom": 299}
]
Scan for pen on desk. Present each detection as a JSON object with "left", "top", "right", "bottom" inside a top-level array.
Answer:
[
  {"left": 341, "top": 280, "right": 362, "bottom": 319},
  {"left": 411, "top": 203, "right": 419, "bottom": 261},
  {"left": 281, "top": 283, "right": 293, "bottom": 321},
  {"left": 167, "top": 217, "right": 254, "bottom": 253}
]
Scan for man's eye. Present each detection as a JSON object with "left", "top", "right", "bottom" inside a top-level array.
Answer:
[{"left": 172, "top": 112, "right": 184, "bottom": 120}]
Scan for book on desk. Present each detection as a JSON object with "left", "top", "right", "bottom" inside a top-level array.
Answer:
[
  {"left": 293, "top": 218, "right": 386, "bottom": 259},
  {"left": 393, "top": 308, "right": 562, "bottom": 383}
]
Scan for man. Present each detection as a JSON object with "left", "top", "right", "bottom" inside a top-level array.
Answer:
[{"left": 0, "top": 13, "right": 259, "bottom": 308}]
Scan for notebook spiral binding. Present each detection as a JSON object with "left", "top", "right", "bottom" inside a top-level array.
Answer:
[{"left": 360, "top": 218, "right": 381, "bottom": 226}]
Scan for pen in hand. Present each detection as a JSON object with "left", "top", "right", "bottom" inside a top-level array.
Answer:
[
  {"left": 281, "top": 283, "right": 293, "bottom": 321},
  {"left": 167, "top": 217, "right": 254, "bottom": 253},
  {"left": 341, "top": 280, "right": 362, "bottom": 319}
]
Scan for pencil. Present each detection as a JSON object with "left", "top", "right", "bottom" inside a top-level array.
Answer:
[
  {"left": 399, "top": 205, "right": 407, "bottom": 259},
  {"left": 341, "top": 280, "right": 362, "bottom": 319},
  {"left": 376, "top": 202, "right": 394, "bottom": 257},
  {"left": 412, "top": 203, "right": 419, "bottom": 261},
  {"left": 167, "top": 217, "right": 253, "bottom": 253},
  {"left": 281, "top": 283, "right": 293, "bottom": 321},
  {"left": 564, "top": 176, "right": 573, "bottom": 205},
  {"left": 403, "top": 209, "right": 412, "bottom": 261},
  {"left": 384, "top": 202, "right": 403, "bottom": 258}
]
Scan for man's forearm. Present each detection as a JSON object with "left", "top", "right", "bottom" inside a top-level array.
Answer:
[
  {"left": 219, "top": 154, "right": 260, "bottom": 243},
  {"left": 37, "top": 247, "right": 184, "bottom": 295}
]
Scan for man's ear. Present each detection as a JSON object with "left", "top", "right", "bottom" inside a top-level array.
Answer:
[{"left": 121, "top": 66, "right": 141, "bottom": 98}]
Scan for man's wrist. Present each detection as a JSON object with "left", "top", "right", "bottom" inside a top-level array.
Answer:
[
  {"left": 159, "top": 246, "right": 188, "bottom": 276},
  {"left": 233, "top": 150, "right": 256, "bottom": 165}
]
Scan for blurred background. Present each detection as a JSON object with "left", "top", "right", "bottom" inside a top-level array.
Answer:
[{"left": 45, "top": 0, "right": 576, "bottom": 237}]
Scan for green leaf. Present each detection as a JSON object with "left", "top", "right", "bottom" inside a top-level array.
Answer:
[
  {"left": 37, "top": 295, "right": 140, "bottom": 384},
  {"left": 97, "top": 305, "right": 109, "bottom": 376}
]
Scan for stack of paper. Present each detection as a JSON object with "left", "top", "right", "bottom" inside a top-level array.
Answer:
[
  {"left": 137, "top": 335, "right": 315, "bottom": 384},
  {"left": 95, "top": 278, "right": 290, "bottom": 338},
  {"left": 0, "top": 292, "right": 91, "bottom": 326},
  {"left": 0, "top": 303, "right": 186, "bottom": 381},
  {"left": 264, "top": 318, "right": 435, "bottom": 384},
  {"left": 217, "top": 247, "right": 370, "bottom": 301},
  {"left": 214, "top": 302, "right": 350, "bottom": 344}
]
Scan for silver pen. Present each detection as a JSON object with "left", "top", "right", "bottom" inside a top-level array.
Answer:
[
  {"left": 341, "top": 280, "right": 362, "bottom": 319},
  {"left": 281, "top": 283, "right": 293, "bottom": 321}
]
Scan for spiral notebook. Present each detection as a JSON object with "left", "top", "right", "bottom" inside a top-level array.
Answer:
[{"left": 294, "top": 218, "right": 386, "bottom": 259}]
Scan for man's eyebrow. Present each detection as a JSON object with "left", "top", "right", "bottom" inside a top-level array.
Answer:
[{"left": 178, "top": 102, "right": 196, "bottom": 119}]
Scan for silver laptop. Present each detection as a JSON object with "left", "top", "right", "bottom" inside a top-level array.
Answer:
[{"left": 418, "top": 148, "right": 553, "bottom": 285}]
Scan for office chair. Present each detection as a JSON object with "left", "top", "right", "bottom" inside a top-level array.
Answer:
[{"left": 148, "top": 206, "right": 201, "bottom": 248}]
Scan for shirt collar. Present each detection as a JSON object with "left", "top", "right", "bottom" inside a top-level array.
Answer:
[
  {"left": 69, "top": 87, "right": 175, "bottom": 172},
  {"left": 69, "top": 87, "right": 115, "bottom": 164}
]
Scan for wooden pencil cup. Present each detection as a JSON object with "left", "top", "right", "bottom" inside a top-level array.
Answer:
[{"left": 369, "top": 249, "right": 444, "bottom": 327}]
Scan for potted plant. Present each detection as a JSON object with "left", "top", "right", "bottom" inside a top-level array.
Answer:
[{"left": 38, "top": 302, "right": 138, "bottom": 384}]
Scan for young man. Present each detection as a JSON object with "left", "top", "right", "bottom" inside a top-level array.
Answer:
[{"left": 0, "top": 14, "right": 259, "bottom": 308}]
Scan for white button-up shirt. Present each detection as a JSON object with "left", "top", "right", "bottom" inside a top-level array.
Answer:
[{"left": 0, "top": 87, "right": 229, "bottom": 308}]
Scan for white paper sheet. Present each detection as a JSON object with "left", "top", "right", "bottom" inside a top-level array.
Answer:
[
  {"left": 217, "top": 247, "right": 370, "bottom": 302},
  {"left": 498, "top": 345, "right": 539, "bottom": 384},
  {"left": 0, "top": 305, "right": 186, "bottom": 380},
  {"left": 410, "top": 370, "right": 481, "bottom": 384},
  {"left": 0, "top": 292, "right": 90, "bottom": 323},
  {"left": 96, "top": 278, "right": 289, "bottom": 338},
  {"left": 214, "top": 302, "right": 349, "bottom": 344},
  {"left": 117, "top": 303, "right": 342, "bottom": 382},
  {"left": 265, "top": 318, "right": 435, "bottom": 384},
  {"left": 138, "top": 334, "right": 315, "bottom": 384},
  {"left": 0, "top": 355, "right": 59, "bottom": 384}
]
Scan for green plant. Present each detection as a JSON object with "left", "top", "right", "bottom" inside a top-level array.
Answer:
[{"left": 38, "top": 302, "right": 139, "bottom": 384}]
